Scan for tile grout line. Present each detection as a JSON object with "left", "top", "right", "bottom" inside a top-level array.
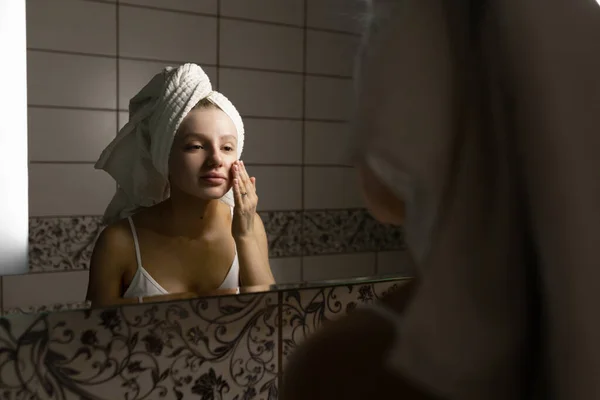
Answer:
[
  {"left": 26, "top": 104, "right": 350, "bottom": 123},
  {"left": 299, "top": 0, "right": 308, "bottom": 282},
  {"left": 28, "top": 161, "right": 355, "bottom": 168},
  {"left": 115, "top": 0, "right": 121, "bottom": 196},
  {"left": 216, "top": 0, "right": 221, "bottom": 90},
  {"left": 111, "top": 2, "right": 361, "bottom": 36},
  {"left": 115, "top": 0, "right": 120, "bottom": 133},
  {"left": 80, "top": 0, "right": 116, "bottom": 5},
  {"left": 27, "top": 48, "right": 353, "bottom": 80}
]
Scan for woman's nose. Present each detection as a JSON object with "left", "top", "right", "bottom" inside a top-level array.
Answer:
[{"left": 207, "top": 147, "right": 223, "bottom": 166}]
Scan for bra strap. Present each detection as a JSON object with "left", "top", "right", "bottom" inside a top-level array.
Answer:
[{"left": 127, "top": 217, "right": 144, "bottom": 271}]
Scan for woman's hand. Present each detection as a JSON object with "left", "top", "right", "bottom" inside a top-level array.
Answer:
[
  {"left": 231, "top": 160, "right": 258, "bottom": 239},
  {"left": 230, "top": 160, "right": 275, "bottom": 286}
]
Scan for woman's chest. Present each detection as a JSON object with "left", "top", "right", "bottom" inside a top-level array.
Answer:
[{"left": 125, "top": 234, "right": 237, "bottom": 293}]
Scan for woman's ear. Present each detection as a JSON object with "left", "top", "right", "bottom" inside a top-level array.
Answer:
[{"left": 357, "top": 162, "right": 405, "bottom": 225}]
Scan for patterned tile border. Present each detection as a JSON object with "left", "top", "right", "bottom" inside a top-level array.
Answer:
[
  {"left": 0, "top": 293, "right": 279, "bottom": 400},
  {"left": 29, "top": 209, "right": 404, "bottom": 272},
  {"left": 280, "top": 280, "right": 407, "bottom": 366},
  {"left": 259, "top": 211, "right": 303, "bottom": 258},
  {"left": 302, "top": 209, "right": 404, "bottom": 255},
  {"left": 0, "top": 278, "right": 410, "bottom": 399},
  {"left": 2, "top": 300, "right": 91, "bottom": 317},
  {"left": 29, "top": 216, "right": 102, "bottom": 272}
]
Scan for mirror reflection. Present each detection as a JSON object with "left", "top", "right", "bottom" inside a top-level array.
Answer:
[
  {"left": 15, "top": 0, "right": 412, "bottom": 313},
  {"left": 87, "top": 64, "right": 275, "bottom": 307}
]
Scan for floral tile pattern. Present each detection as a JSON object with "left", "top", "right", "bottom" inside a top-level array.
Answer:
[
  {"left": 258, "top": 211, "right": 303, "bottom": 257},
  {"left": 302, "top": 209, "right": 405, "bottom": 255},
  {"left": 29, "top": 216, "right": 103, "bottom": 272},
  {"left": 29, "top": 210, "right": 405, "bottom": 272},
  {"left": 0, "top": 279, "right": 409, "bottom": 399},
  {"left": 0, "top": 293, "right": 279, "bottom": 400},
  {"left": 2, "top": 300, "right": 91, "bottom": 316},
  {"left": 280, "top": 279, "right": 410, "bottom": 366}
]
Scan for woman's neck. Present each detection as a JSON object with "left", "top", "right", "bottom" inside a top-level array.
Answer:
[{"left": 161, "top": 191, "right": 217, "bottom": 238}]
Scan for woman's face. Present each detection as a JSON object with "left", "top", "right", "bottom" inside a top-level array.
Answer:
[{"left": 168, "top": 106, "right": 238, "bottom": 200}]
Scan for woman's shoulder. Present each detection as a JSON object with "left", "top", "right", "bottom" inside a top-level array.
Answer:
[
  {"left": 89, "top": 218, "right": 137, "bottom": 275},
  {"left": 95, "top": 217, "right": 135, "bottom": 253}
]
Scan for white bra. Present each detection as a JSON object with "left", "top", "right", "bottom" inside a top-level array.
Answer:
[{"left": 122, "top": 215, "right": 240, "bottom": 299}]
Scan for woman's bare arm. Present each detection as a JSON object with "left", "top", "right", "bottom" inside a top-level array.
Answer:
[
  {"left": 86, "top": 223, "right": 132, "bottom": 307},
  {"left": 235, "top": 214, "right": 275, "bottom": 287}
]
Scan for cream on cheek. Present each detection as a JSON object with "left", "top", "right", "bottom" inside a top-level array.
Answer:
[
  {"left": 223, "top": 160, "right": 233, "bottom": 186},
  {"left": 223, "top": 158, "right": 237, "bottom": 184}
]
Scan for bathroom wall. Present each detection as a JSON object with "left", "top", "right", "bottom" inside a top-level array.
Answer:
[{"left": 5, "top": 0, "right": 409, "bottom": 313}]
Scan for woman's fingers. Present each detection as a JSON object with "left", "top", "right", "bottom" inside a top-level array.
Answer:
[
  {"left": 239, "top": 161, "right": 255, "bottom": 193},
  {"left": 232, "top": 161, "right": 259, "bottom": 211},
  {"left": 233, "top": 162, "right": 248, "bottom": 196},
  {"left": 233, "top": 178, "right": 244, "bottom": 206}
]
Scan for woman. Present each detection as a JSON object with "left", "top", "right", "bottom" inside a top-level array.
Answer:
[
  {"left": 86, "top": 64, "right": 274, "bottom": 307},
  {"left": 282, "top": 0, "right": 600, "bottom": 399}
]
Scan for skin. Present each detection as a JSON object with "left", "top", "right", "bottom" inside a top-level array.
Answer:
[
  {"left": 86, "top": 106, "right": 275, "bottom": 308},
  {"left": 280, "top": 164, "right": 438, "bottom": 400},
  {"left": 357, "top": 161, "right": 406, "bottom": 226}
]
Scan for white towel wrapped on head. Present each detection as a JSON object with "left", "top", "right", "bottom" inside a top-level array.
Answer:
[{"left": 95, "top": 63, "right": 244, "bottom": 224}]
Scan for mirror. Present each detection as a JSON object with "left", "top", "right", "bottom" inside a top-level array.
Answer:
[{"left": 5, "top": 0, "right": 413, "bottom": 313}]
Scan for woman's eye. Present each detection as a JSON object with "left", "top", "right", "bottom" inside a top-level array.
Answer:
[
  {"left": 224, "top": 146, "right": 234, "bottom": 152},
  {"left": 185, "top": 144, "right": 203, "bottom": 150}
]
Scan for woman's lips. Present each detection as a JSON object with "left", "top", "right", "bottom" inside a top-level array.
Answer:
[{"left": 200, "top": 176, "right": 227, "bottom": 186}]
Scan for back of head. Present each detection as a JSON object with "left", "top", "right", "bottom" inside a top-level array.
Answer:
[{"left": 351, "top": 0, "right": 461, "bottom": 261}]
